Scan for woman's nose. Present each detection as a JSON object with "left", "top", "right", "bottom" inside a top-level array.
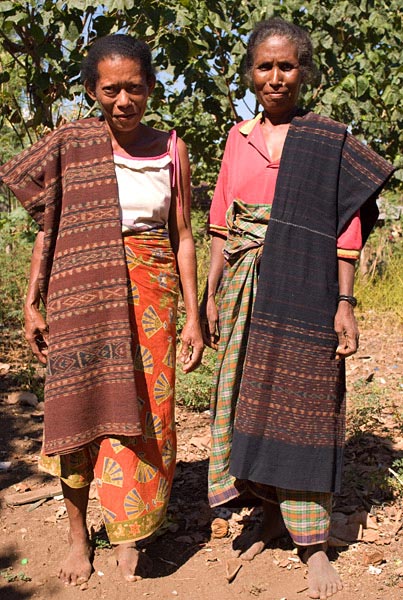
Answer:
[
  {"left": 270, "top": 67, "right": 282, "bottom": 86},
  {"left": 116, "top": 89, "right": 131, "bottom": 106}
]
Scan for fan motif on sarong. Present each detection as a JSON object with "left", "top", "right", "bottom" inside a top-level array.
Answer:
[
  {"left": 162, "top": 439, "right": 175, "bottom": 468},
  {"left": 144, "top": 411, "right": 163, "bottom": 440},
  {"left": 101, "top": 457, "right": 124, "bottom": 487},
  {"left": 127, "top": 280, "right": 140, "bottom": 305},
  {"left": 134, "top": 345, "right": 154, "bottom": 373},
  {"left": 125, "top": 245, "right": 141, "bottom": 271},
  {"left": 124, "top": 488, "right": 148, "bottom": 518},
  {"left": 102, "top": 507, "right": 117, "bottom": 524},
  {"left": 162, "top": 341, "right": 175, "bottom": 369},
  {"left": 109, "top": 438, "right": 125, "bottom": 454},
  {"left": 134, "top": 453, "right": 158, "bottom": 483},
  {"left": 154, "top": 372, "right": 173, "bottom": 404},
  {"left": 155, "top": 477, "right": 169, "bottom": 505},
  {"left": 142, "top": 305, "right": 165, "bottom": 338}
]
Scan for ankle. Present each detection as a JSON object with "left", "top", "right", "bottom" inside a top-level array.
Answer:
[
  {"left": 299, "top": 543, "right": 328, "bottom": 563},
  {"left": 68, "top": 528, "right": 90, "bottom": 544}
]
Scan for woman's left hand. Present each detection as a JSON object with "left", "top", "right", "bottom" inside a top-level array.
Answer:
[
  {"left": 179, "top": 319, "right": 204, "bottom": 373},
  {"left": 334, "top": 302, "right": 359, "bottom": 359}
]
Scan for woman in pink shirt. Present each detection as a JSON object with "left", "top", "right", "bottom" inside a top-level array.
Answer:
[{"left": 202, "top": 17, "right": 393, "bottom": 600}]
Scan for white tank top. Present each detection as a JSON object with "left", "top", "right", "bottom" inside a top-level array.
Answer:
[{"left": 114, "top": 151, "right": 172, "bottom": 232}]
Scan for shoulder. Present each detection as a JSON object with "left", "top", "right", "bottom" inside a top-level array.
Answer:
[
  {"left": 221, "top": 115, "right": 261, "bottom": 150},
  {"left": 53, "top": 117, "right": 108, "bottom": 140},
  {"left": 295, "top": 111, "right": 347, "bottom": 135},
  {"left": 233, "top": 114, "right": 261, "bottom": 137}
]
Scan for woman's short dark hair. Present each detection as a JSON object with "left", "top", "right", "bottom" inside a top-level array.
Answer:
[
  {"left": 81, "top": 34, "right": 155, "bottom": 91},
  {"left": 245, "top": 17, "right": 315, "bottom": 84}
]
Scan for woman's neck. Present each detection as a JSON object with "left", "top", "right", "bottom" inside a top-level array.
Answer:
[{"left": 262, "top": 106, "right": 298, "bottom": 127}]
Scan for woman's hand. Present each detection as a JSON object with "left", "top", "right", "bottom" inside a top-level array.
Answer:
[
  {"left": 201, "top": 294, "right": 220, "bottom": 350},
  {"left": 334, "top": 302, "right": 359, "bottom": 360},
  {"left": 200, "top": 234, "right": 225, "bottom": 350},
  {"left": 179, "top": 318, "right": 204, "bottom": 373},
  {"left": 24, "top": 304, "right": 49, "bottom": 364},
  {"left": 336, "top": 257, "right": 359, "bottom": 359},
  {"left": 24, "top": 231, "right": 48, "bottom": 364}
]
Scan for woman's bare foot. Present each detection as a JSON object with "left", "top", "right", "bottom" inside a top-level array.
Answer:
[
  {"left": 58, "top": 482, "right": 93, "bottom": 586},
  {"left": 58, "top": 534, "right": 93, "bottom": 586},
  {"left": 115, "top": 543, "right": 152, "bottom": 582},
  {"left": 234, "top": 501, "right": 287, "bottom": 561},
  {"left": 303, "top": 544, "right": 343, "bottom": 599}
]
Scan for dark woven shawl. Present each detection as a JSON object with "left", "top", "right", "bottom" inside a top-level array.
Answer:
[
  {"left": 230, "top": 112, "right": 395, "bottom": 493},
  {"left": 0, "top": 118, "right": 142, "bottom": 455}
]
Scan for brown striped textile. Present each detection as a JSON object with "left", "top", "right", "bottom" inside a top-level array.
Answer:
[
  {"left": 230, "top": 112, "right": 395, "bottom": 493},
  {"left": 0, "top": 118, "right": 142, "bottom": 455}
]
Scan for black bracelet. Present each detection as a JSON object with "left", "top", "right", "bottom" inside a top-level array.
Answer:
[{"left": 338, "top": 294, "right": 357, "bottom": 307}]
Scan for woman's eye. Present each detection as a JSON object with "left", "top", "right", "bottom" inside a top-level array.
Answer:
[
  {"left": 128, "top": 85, "right": 145, "bottom": 94},
  {"left": 280, "top": 63, "right": 296, "bottom": 71},
  {"left": 258, "top": 63, "right": 273, "bottom": 71}
]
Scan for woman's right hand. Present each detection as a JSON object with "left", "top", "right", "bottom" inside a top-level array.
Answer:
[
  {"left": 202, "top": 295, "right": 220, "bottom": 350},
  {"left": 24, "top": 304, "right": 49, "bottom": 364}
]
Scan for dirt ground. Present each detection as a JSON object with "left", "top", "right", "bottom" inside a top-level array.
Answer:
[{"left": 0, "top": 315, "right": 402, "bottom": 600}]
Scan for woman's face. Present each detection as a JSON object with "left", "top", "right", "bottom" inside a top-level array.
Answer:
[
  {"left": 251, "top": 35, "right": 302, "bottom": 118},
  {"left": 86, "top": 56, "right": 155, "bottom": 140}
]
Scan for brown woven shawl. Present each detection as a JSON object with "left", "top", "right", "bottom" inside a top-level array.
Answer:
[
  {"left": 0, "top": 118, "right": 142, "bottom": 454},
  {"left": 230, "top": 112, "right": 395, "bottom": 493}
]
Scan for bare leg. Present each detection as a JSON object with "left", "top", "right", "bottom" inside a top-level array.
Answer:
[
  {"left": 115, "top": 543, "right": 152, "bottom": 582},
  {"left": 235, "top": 500, "right": 287, "bottom": 561},
  {"left": 58, "top": 481, "right": 93, "bottom": 586},
  {"left": 302, "top": 544, "right": 343, "bottom": 599}
]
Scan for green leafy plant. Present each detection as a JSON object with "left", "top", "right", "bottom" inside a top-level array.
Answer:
[
  {"left": 176, "top": 347, "right": 215, "bottom": 411},
  {"left": 388, "top": 457, "right": 403, "bottom": 495}
]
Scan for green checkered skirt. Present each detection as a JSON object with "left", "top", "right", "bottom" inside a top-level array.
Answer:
[
  {"left": 207, "top": 200, "right": 332, "bottom": 545},
  {"left": 208, "top": 200, "right": 270, "bottom": 507}
]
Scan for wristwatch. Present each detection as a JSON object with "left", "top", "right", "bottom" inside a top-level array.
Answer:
[{"left": 337, "top": 294, "right": 357, "bottom": 307}]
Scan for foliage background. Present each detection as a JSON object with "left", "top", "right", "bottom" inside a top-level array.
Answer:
[{"left": 0, "top": 0, "right": 402, "bottom": 187}]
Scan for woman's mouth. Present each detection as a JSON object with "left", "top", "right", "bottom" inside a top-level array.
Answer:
[{"left": 114, "top": 113, "right": 136, "bottom": 120}]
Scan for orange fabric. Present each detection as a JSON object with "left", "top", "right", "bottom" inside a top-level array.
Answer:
[{"left": 39, "top": 230, "right": 179, "bottom": 543}]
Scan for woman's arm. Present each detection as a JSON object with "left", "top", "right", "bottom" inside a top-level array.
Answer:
[
  {"left": 24, "top": 231, "right": 49, "bottom": 364},
  {"left": 168, "top": 137, "right": 203, "bottom": 373},
  {"left": 334, "top": 257, "right": 359, "bottom": 359},
  {"left": 200, "top": 234, "right": 226, "bottom": 349}
]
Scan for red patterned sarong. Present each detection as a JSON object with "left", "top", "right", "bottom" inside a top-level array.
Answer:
[{"left": 39, "top": 230, "right": 178, "bottom": 543}]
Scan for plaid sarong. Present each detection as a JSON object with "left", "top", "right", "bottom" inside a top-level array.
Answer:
[
  {"left": 208, "top": 200, "right": 271, "bottom": 507},
  {"left": 246, "top": 482, "right": 332, "bottom": 545}
]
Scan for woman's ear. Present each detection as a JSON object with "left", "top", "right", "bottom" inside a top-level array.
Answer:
[
  {"left": 84, "top": 82, "right": 97, "bottom": 102},
  {"left": 147, "top": 75, "right": 156, "bottom": 94}
]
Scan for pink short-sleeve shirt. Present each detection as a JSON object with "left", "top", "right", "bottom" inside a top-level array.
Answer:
[{"left": 209, "top": 115, "right": 361, "bottom": 259}]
